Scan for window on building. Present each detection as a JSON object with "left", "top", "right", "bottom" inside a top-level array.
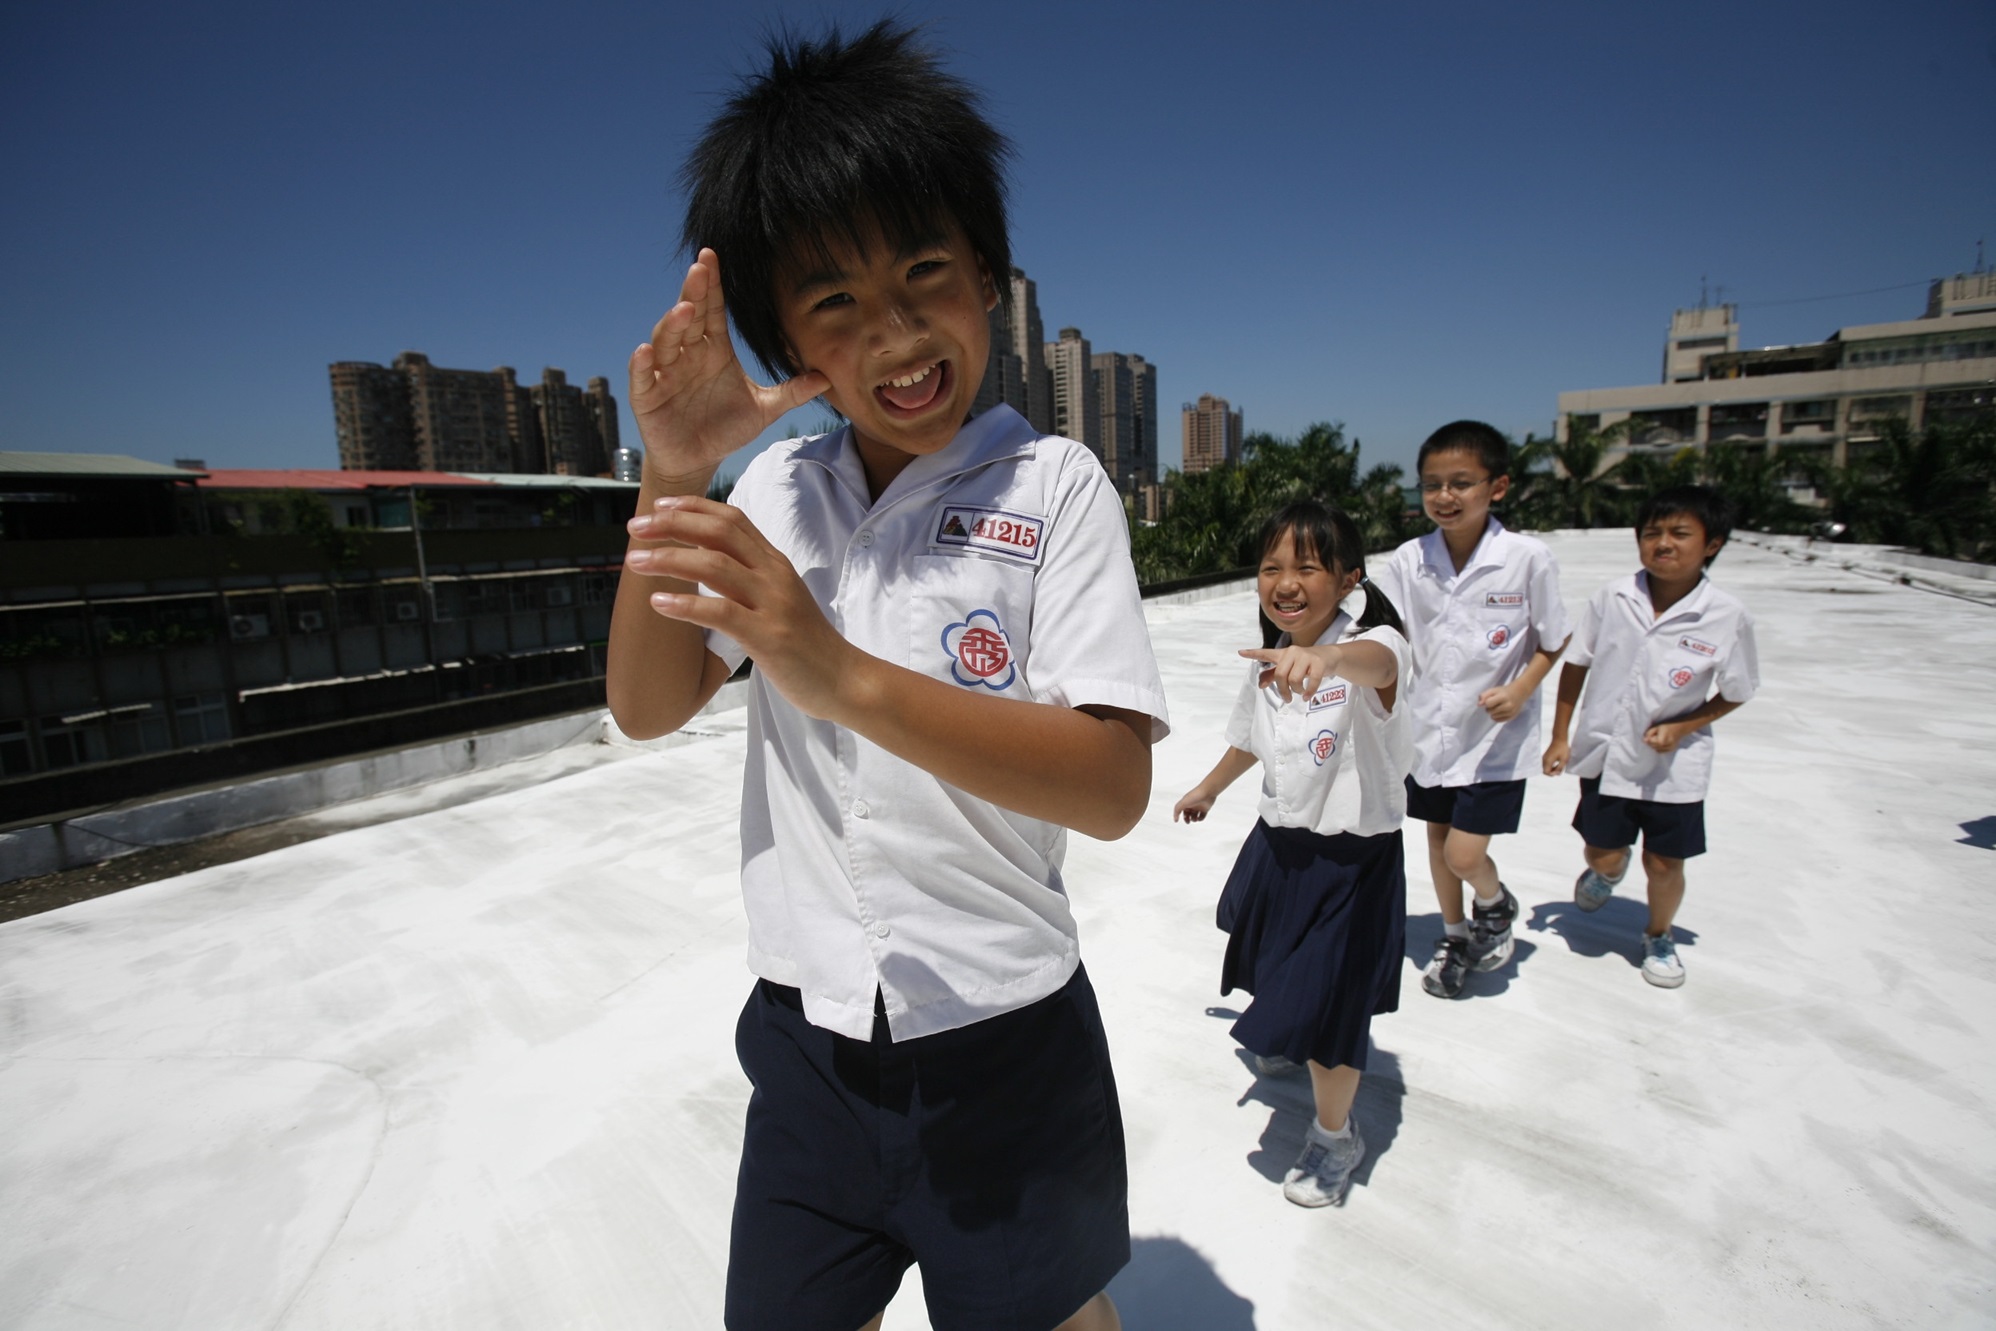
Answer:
[
  {"left": 107, "top": 702, "right": 172, "bottom": 758},
  {"left": 0, "top": 719, "right": 32, "bottom": 776},
  {"left": 336, "top": 587, "right": 378, "bottom": 627},
  {"left": 173, "top": 692, "right": 231, "bottom": 745},
  {"left": 40, "top": 715, "right": 106, "bottom": 769}
]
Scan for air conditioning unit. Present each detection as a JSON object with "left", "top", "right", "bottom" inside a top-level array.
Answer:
[
  {"left": 544, "top": 586, "right": 574, "bottom": 607},
  {"left": 295, "top": 611, "right": 326, "bottom": 633},
  {"left": 229, "top": 614, "right": 270, "bottom": 640},
  {"left": 395, "top": 601, "right": 422, "bottom": 622}
]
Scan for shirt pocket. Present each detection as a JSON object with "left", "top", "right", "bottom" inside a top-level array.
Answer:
[
  {"left": 910, "top": 553, "right": 1037, "bottom": 696},
  {"left": 1659, "top": 647, "right": 1715, "bottom": 703},
  {"left": 1477, "top": 590, "right": 1526, "bottom": 653}
]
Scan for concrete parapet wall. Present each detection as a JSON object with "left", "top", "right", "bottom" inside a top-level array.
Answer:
[{"left": 2, "top": 675, "right": 761, "bottom": 886}]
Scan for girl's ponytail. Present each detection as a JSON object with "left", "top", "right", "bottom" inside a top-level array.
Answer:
[{"left": 1351, "top": 572, "right": 1405, "bottom": 638}]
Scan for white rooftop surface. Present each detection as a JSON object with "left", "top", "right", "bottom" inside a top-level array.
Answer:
[{"left": 4, "top": 529, "right": 1993, "bottom": 1330}]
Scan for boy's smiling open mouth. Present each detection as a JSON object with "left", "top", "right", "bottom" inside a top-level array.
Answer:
[{"left": 875, "top": 359, "right": 950, "bottom": 415}]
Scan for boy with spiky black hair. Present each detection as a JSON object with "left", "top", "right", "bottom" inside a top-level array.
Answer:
[
  {"left": 1370, "top": 420, "right": 1570, "bottom": 999},
  {"left": 607, "top": 21, "right": 1164, "bottom": 1331},
  {"left": 1543, "top": 485, "right": 1759, "bottom": 989}
]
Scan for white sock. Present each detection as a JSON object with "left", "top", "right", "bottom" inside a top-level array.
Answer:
[
  {"left": 1312, "top": 1117, "right": 1353, "bottom": 1142},
  {"left": 1473, "top": 887, "right": 1502, "bottom": 908},
  {"left": 1444, "top": 919, "right": 1469, "bottom": 940}
]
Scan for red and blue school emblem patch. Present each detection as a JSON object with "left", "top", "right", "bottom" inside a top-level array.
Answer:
[
  {"left": 1668, "top": 666, "right": 1694, "bottom": 689},
  {"left": 1487, "top": 625, "right": 1510, "bottom": 649},
  {"left": 1308, "top": 729, "right": 1339, "bottom": 765},
  {"left": 941, "top": 609, "right": 1017, "bottom": 690}
]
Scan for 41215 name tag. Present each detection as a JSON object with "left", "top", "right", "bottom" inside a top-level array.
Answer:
[{"left": 934, "top": 506, "right": 1044, "bottom": 563}]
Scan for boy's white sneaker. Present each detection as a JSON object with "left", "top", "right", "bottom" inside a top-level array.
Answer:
[
  {"left": 1641, "top": 932, "right": 1685, "bottom": 988},
  {"left": 1283, "top": 1119, "right": 1365, "bottom": 1208},
  {"left": 1573, "top": 862, "right": 1626, "bottom": 912}
]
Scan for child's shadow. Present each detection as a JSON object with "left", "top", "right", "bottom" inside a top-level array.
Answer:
[
  {"left": 1402, "top": 910, "right": 1537, "bottom": 997},
  {"left": 1204, "top": 1019, "right": 1405, "bottom": 1193},
  {"left": 1527, "top": 899, "right": 1700, "bottom": 967}
]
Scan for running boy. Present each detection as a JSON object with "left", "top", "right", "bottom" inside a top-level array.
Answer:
[
  {"left": 1542, "top": 485, "right": 1759, "bottom": 989},
  {"left": 1371, "top": 421, "right": 1569, "bottom": 999},
  {"left": 607, "top": 24, "right": 1166, "bottom": 1331}
]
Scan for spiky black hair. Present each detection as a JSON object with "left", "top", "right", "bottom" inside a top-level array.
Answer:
[
  {"left": 679, "top": 20, "right": 1013, "bottom": 380},
  {"left": 1416, "top": 419, "right": 1511, "bottom": 479},
  {"left": 1636, "top": 484, "right": 1734, "bottom": 564}
]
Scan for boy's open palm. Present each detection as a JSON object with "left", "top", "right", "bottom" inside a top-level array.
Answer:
[{"left": 629, "top": 248, "right": 830, "bottom": 478}]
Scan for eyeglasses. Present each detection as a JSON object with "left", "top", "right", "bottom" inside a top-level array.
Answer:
[{"left": 1419, "top": 478, "right": 1490, "bottom": 495}]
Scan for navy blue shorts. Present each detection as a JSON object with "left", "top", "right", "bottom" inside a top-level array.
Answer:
[
  {"left": 725, "top": 967, "right": 1129, "bottom": 1331},
  {"left": 1404, "top": 775, "right": 1527, "bottom": 835},
  {"left": 1573, "top": 777, "right": 1706, "bottom": 859}
]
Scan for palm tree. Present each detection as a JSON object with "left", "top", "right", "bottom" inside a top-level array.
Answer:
[{"left": 1546, "top": 415, "right": 1632, "bottom": 528}]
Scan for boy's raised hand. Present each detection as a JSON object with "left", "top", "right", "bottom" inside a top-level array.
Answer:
[{"left": 629, "top": 248, "right": 830, "bottom": 481}]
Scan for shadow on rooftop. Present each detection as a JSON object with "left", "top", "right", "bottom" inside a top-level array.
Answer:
[
  {"left": 1403, "top": 911, "right": 1538, "bottom": 997},
  {"left": 1958, "top": 816, "right": 1996, "bottom": 850},
  {"left": 1229, "top": 1044, "right": 1404, "bottom": 1193},
  {"left": 1106, "top": 1235, "right": 1257, "bottom": 1330},
  {"left": 1525, "top": 899, "right": 1700, "bottom": 965}
]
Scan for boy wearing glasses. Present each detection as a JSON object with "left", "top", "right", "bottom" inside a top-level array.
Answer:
[{"left": 1371, "top": 421, "right": 1569, "bottom": 998}]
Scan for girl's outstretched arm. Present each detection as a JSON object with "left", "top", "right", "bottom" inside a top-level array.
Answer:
[
  {"left": 1174, "top": 746, "right": 1259, "bottom": 823},
  {"left": 1239, "top": 639, "right": 1398, "bottom": 701}
]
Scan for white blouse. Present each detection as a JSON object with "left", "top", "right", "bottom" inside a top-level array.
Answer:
[{"left": 1223, "top": 609, "right": 1413, "bottom": 838}]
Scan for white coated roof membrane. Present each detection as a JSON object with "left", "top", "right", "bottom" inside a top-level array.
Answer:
[{"left": 3, "top": 529, "right": 1992, "bottom": 1329}]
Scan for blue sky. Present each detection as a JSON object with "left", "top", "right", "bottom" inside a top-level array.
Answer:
[{"left": 2, "top": 0, "right": 1991, "bottom": 480}]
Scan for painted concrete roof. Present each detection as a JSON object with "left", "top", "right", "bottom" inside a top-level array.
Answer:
[
  {"left": 0, "top": 451, "right": 202, "bottom": 480},
  {"left": 2, "top": 530, "right": 1991, "bottom": 1329}
]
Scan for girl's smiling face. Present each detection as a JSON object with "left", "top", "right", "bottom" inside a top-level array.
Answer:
[{"left": 1258, "top": 527, "right": 1360, "bottom": 648}]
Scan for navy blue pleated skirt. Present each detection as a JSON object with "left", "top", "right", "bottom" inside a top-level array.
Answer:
[{"left": 1216, "top": 819, "right": 1405, "bottom": 1072}]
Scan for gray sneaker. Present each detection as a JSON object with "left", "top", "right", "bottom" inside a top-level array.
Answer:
[
  {"left": 1469, "top": 883, "right": 1519, "bottom": 971},
  {"left": 1641, "top": 932, "right": 1685, "bottom": 988},
  {"left": 1283, "top": 1120, "right": 1366, "bottom": 1207},
  {"left": 1252, "top": 1053, "right": 1304, "bottom": 1078},
  {"left": 1420, "top": 935, "right": 1470, "bottom": 998},
  {"left": 1574, "top": 861, "right": 1627, "bottom": 912}
]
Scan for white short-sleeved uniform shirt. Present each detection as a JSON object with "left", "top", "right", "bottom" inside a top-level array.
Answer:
[
  {"left": 1371, "top": 520, "right": 1571, "bottom": 788},
  {"left": 1222, "top": 611, "right": 1412, "bottom": 838},
  {"left": 1564, "top": 571, "right": 1758, "bottom": 803},
  {"left": 702, "top": 405, "right": 1170, "bottom": 1042}
]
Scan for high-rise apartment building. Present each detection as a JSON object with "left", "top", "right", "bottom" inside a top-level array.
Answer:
[
  {"left": 1044, "top": 327, "right": 1099, "bottom": 453},
  {"left": 1182, "top": 393, "right": 1244, "bottom": 473},
  {"left": 1091, "top": 350, "right": 1158, "bottom": 493},
  {"left": 331, "top": 353, "right": 619, "bottom": 475},
  {"left": 971, "top": 267, "right": 1054, "bottom": 433}
]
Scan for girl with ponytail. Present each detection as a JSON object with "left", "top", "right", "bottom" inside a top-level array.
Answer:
[{"left": 1173, "top": 499, "right": 1414, "bottom": 1208}]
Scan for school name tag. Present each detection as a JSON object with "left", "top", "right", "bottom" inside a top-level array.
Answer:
[
  {"left": 1485, "top": 592, "right": 1525, "bottom": 608},
  {"left": 1308, "top": 684, "right": 1348, "bottom": 712},
  {"left": 934, "top": 506, "right": 1044, "bottom": 563},
  {"left": 1677, "top": 635, "right": 1718, "bottom": 657}
]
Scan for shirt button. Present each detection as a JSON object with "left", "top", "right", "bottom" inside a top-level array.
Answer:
[
  {"left": 852, "top": 799, "right": 870, "bottom": 819},
  {"left": 856, "top": 529, "right": 874, "bottom": 547},
  {"left": 872, "top": 921, "right": 891, "bottom": 938}
]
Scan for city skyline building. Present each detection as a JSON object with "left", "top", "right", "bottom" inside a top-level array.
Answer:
[
  {"left": 971, "top": 267, "right": 1054, "bottom": 433},
  {"left": 331, "top": 353, "right": 619, "bottom": 476},
  {"left": 1556, "top": 270, "right": 1996, "bottom": 470},
  {"left": 1092, "top": 349, "right": 1158, "bottom": 494},
  {"left": 1044, "top": 326, "right": 1100, "bottom": 454},
  {"left": 1181, "top": 392, "right": 1244, "bottom": 474}
]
